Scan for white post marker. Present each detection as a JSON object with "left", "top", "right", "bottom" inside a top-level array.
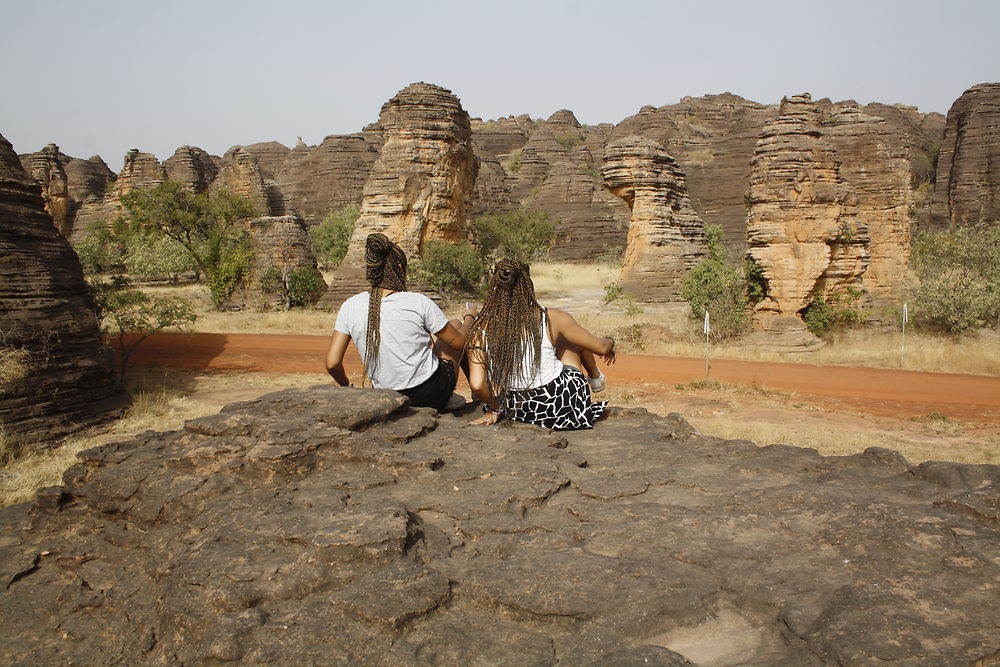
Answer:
[
  {"left": 900, "top": 302, "right": 908, "bottom": 367},
  {"left": 703, "top": 310, "right": 711, "bottom": 379}
]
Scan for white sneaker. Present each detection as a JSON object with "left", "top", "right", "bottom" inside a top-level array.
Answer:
[
  {"left": 442, "top": 393, "right": 467, "bottom": 412},
  {"left": 588, "top": 370, "right": 606, "bottom": 393}
]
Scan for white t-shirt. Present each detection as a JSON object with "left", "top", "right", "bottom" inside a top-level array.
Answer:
[
  {"left": 508, "top": 309, "right": 564, "bottom": 391},
  {"left": 334, "top": 291, "right": 449, "bottom": 390}
]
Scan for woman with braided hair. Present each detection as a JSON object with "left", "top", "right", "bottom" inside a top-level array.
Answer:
[
  {"left": 467, "top": 259, "right": 616, "bottom": 429},
  {"left": 325, "top": 233, "right": 470, "bottom": 411}
]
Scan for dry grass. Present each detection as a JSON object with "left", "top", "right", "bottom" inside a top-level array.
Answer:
[{"left": 0, "top": 368, "right": 325, "bottom": 508}]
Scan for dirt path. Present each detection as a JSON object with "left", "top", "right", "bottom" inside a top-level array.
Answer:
[{"left": 125, "top": 332, "right": 1000, "bottom": 424}]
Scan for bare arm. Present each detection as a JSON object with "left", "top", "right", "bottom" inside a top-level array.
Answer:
[
  {"left": 547, "top": 308, "right": 616, "bottom": 364},
  {"left": 467, "top": 343, "right": 501, "bottom": 425},
  {"left": 434, "top": 320, "right": 466, "bottom": 350},
  {"left": 324, "top": 331, "right": 352, "bottom": 386}
]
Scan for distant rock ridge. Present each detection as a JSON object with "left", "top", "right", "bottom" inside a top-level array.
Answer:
[
  {"left": 0, "top": 133, "right": 129, "bottom": 446},
  {"left": 602, "top": 136, "right": 707, "bottom": 301},
  {"left": 320, "top": 82, "right": 480, "bottom": 308},
  {"left": 1, "top": 385, "right": 997, "bottom": 664}
]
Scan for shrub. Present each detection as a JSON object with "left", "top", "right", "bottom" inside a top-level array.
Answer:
[
  {"left": 122, "top": 231, "right": 197, "bottom": 281},
  {"left": 310, "top": 204, "right": 359, "bottom": 269},
  {"left": 73, "top": 228, "right": 122, "bottom": 274},
  {"left": 207, "top": 239, "right": 255, "bottom": 308},
  {"left": 412, "top": 241, "right": 486, "bottom": 294},
  {"left": 801, "top": 287, "right": 867, "bottom": 335},
  {"left": 474, "top": 208, "right": 556, "bottom": 264},
  {"left": 260, "top": 267, "right": 326, "bottom": 309},
  {"left": 504, "top": 149, "right": 522, "bottom": 174},
  {"left": 906, "top": 223, "right": 1000, "bottom": 332},
  {"left": 554, "top": 132, "right": 583, "bottom": 150},
  {"left": 680, "top": 224, "right": 753, "bottom": 339}
]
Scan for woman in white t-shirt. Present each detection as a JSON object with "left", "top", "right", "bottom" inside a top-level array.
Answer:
[
  {"left": 325, "top": 233, "right": 471, "bottom": 411},
  {"left": 466, "top": 259, "right": 616, "bottom": 429}
]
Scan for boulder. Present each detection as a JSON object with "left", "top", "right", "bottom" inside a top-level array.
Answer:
[
  {"left": 0, "top": 133, "right": 129, "bottom": 447},
  {"left": 320, "top": 83, "right": 479, "bottom": 308},
  {"left": 1, "top": 385, "right": 997, "bottom": 664},
  {"left": 602, "top": 136, "right": 707, "bottom": 301},
  {"left": 930, "top": 82, "right": 1000, "bottom": 229},
  {"left": 745, "top": 94, "right": 870, "bottom": 344}
]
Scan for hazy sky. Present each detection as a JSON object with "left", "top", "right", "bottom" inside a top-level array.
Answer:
[{"left": 3, "top": 0, "right": 998, "bottom": 169}]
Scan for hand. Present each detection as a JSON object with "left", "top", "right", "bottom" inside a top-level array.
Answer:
[
  {"left": 463, "top": 302, "right": 479, "bottom": 319},
  {"left": 470, "top": 411, "right": 499, "bottom": 426},
  {"left": 602, "top": 337, "right": 617, "bottom": 365}
]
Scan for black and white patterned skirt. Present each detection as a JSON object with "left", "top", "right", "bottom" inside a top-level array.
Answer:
[{"left": 501, "top": 366, "right": 607, "bottom": 430}]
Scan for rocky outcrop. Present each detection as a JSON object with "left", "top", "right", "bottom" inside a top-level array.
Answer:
[
  {"left": 212, "top": 147, "right": 273, "bottom": 216},
  {"left": 822, "top": 104, "right": 914, "bottom": 299},
  {"left": 277, "top": 134, "right": 381, "bottom": 225},
  {"left": 931, "top": 82, "right": 1000, "bottom": 229},
  {"left": 72, "top": 149, "right": 165, "bottom": 240},
  {"left": 20, "top": 144, "right": 73, "bottom": 237},
  {"left": 321, "top": 83, "right": 479, "bottom": 307},
  {"left": 746, "top": 94, "right": 870, "bottom": 345},
  {"left": 0, "top": 133, "right": 129, "bottom": 447},
  {"left": 245, "top": 215, "right": 327, "bottom": 308},
  {"left": 62, "top": 155, "right": 115, "bottom": 205},
  {"left": 2, "top": 385, "right": 998, "bottom": 664},
  {"left": 162, "top": 145, "right": 219, "bottom": 193},
  {"left": 611, "top": 94, "right": 781, "bottom": 247},
  {"left": 602, "top": 136, "right": 707, "bottom": 301}
]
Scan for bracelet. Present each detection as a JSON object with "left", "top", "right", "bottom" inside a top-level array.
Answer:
[
  {"left": 482, "top": 404, "right": 501, "bottom": 416},
  {"left": 463, "top": 313, "right": 476, "bottom": 320}
]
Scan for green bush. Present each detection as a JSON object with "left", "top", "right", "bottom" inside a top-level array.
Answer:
[
  {"left": 906, "top": 223, "right": 1000, "bottom": 332},
  {"left": 554, "top": 132, "right": 583, "bottom": 150},
  {"left": 310, "top": 204, "right": 359, "bottom": 269},
  {"left": 801, "top": 287, "right": 867, "bottom": 335},
  {"left": 207, "top": 240, "right": 255, "bottom": 308},
  {"left": 474, "top": 208, "right": 556, "bottom": 264},
  {"left": 412, "top": 241, "right": 486, "bottom": 294},
  {"left": 680, "top": 224, "right": 754, "bottom": 339},
  {"left": 260, "top": 266, "right": 326, "bottom": 309},
  {"left": 122, "top": 231, "right": 197, "bottom": 280},
  {"left": 73, "top": 228, "right": 123, "bottom": 274}
]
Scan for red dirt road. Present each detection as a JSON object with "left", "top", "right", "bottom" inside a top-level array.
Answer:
[{"left": 125, "top": 332, "right": 1000, "bottom": 424}]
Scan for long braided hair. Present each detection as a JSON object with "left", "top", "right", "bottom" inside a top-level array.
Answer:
[
  {"left": 468, "top": 259, "right": 544, "bottom": 400},
  {"left": 363, "top": 233, "right": 408, "bottom": 375}
]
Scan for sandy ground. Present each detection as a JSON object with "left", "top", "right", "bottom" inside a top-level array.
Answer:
[{"left": 120, "top": 331, "right": 1000, "bottom": 465}]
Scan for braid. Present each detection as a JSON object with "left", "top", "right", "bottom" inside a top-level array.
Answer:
[
  {"left": 468, "top": 259, "right": 543, "bottom": 399},
  {"left": 363, "top": 233, "right": 408, "bottom": 375}
]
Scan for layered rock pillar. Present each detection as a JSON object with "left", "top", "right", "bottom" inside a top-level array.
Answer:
[
  {"left": 320, "top": 83, "right": 479, "bottom": 308},
  {"left": 0, "top": 133, "right": 129, "bottom": 446},
  {"left": 245, "top": 215, "right": 327, "bottom": 309},
  {"left": 601, "top": 136, "right": 707, "bottom": 301},
  {"left": 930, "top": 82, "right": 1000, "bottom": 229},
  {"left": 745, "top": 94, "right": 870, "bottom": 348}
]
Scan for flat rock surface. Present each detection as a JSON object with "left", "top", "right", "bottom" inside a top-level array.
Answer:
[{"left": 1, "top": 386, "right": 998, "bottom": 664}]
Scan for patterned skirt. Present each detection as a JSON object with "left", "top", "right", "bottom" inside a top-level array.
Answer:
[{"left": 501, "top": 366, "right": 607, "bottom": 430}]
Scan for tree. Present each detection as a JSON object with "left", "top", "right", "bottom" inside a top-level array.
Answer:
[
  {"left": 310, "top": 204, "right": 360, "bottom": 269},
  {"left": 89, "top": 276, "right": 198, "bottom": 381},
  {"left": 907, "top": 223, "right": 1000, "bottom": 332},
  {"left": 411, "top": 241, "right": 487, "bottom": 294},
  {"left": 118, "top": 181, "right": 259, "bottom": 307},
  {"left": 680, "top": 224, "right": 757, "bottom": 340},
  {"left": 474, "top": 208, "right": 557, "bottom": 263}
]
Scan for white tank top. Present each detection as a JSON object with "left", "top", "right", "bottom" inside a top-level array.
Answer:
[{"left": 508, "top": 309, "right": 564, "bottom": 391}]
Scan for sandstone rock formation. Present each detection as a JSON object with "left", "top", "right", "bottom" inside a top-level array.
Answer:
[
  {"left": 71, "top": 149, "right": 166, "bottom": 240},
  {"left": 0, "top": 133, "right": 129, "bottom": 446},
  {"left": 245, "top": 215, "right": 327, "bottom": 308},
  {"left": 62, "top": 155, "right": 116, "bottom": 206},
  {"left": 931, "top": 82, "right": 1000, "bottom": 229},
  {"left": 1, "top": 385, "right": 998, "bottom": 664},
  {"left": 212, "top": 147, "right": 274, "bottom": 216},
  {"left": 320, "top": 83, "right": 480, "bottom": 307},
  {"left": 602, "top": 136, "right": 707, "bottom": 301},
  {"left": 19, "top": 143, "right": 73, "bottom": 237},
  {"left": 162, "top": 145, "right": 219, "bottom": 193},
  {"left": 822, "top": 104, "right": 914, "bottom": 299},
  {"left": 746, "top": 94, "right": 870, "bottom": 346},
  {"left": 277, "top": 133, "right": 381, "bottom": 225},
  {"left": 611, "top": 94, "right": 781, "bottom": 247}
]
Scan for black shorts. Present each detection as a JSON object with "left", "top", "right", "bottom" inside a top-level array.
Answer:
[{"left": 398, "top": 358, "right": 457, "bottom": 410}]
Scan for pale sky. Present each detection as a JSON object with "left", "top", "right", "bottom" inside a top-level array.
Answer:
[{"left": 2, "top": 0, "right": 998, "bottom": 170}]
